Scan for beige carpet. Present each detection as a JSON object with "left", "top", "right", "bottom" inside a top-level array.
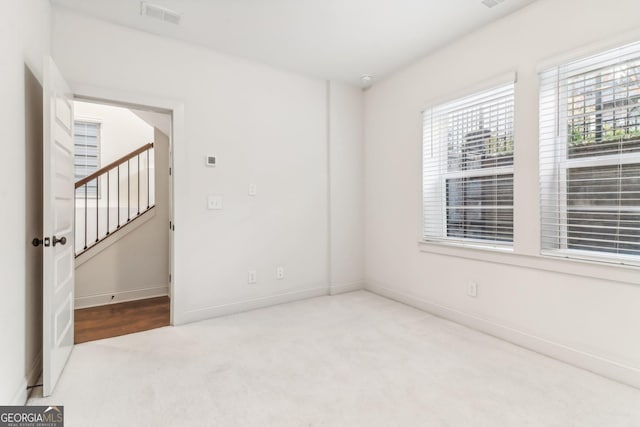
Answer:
[{"left": 29, "top": 291, "right": 640, "bottom": 426}]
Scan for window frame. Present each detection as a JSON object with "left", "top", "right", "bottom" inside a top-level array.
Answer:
[
  {"left": 439, "top": 166, "right": 515, "bottom": 247},
  {"left": 559, "top": 154, "right": 640, "bottom": 251},
  {"left": 539, "top": 40, "right": 640, "bottom": 266},
  {"left": 74, "top": 118, "right": 102, "bottom": 198},
  {"left": 422, "top": 78, "right": 516, "bottom": 250}
]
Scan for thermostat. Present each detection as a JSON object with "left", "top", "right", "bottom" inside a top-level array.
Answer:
[{"left": 206, "top": 155, "right": 216, "bottom": 167}]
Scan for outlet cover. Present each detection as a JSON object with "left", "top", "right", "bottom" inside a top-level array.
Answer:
[
  {"left": 467, "top": 282, "right": 478, "bottom": 297},
  {"left": 248, "top": 270, "right": 257, "bottom": 284},
  {"left": 276, "top": 266, "right": 284, "bottom": 280},
  {"left": 207, "top": 195, "right": 223, "bottom": 210}
]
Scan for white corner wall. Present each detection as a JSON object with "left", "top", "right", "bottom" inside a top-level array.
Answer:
[
  {"left": 329, "top": 81, "right": 365, "bottom": 294},
  {"left": 0, "top": 0, "right": 51, "bottom": 405},
  {"left": 364, "top": 0, "right": 640, "bottom": 388},
  {"left": 52, "top": 9, "right": 366, "bottom": 324}
]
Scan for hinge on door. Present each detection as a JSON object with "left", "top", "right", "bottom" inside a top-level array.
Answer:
[
  {"left": 169, "top": 221, "right": 172, "bottom": 230},
  {"left": 169, "top": 273, "right": 172, "bottom": 283},
  {"left": 169, "top": 167, "right": 172, "bottom": 176}
]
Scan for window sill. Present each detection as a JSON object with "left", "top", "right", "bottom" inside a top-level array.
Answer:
[
  {"left": 420, "top": 238, "right": 513, "bottom": 254},
  {"left": 418, "top": 240, "right": 640, "bottom": 286}
]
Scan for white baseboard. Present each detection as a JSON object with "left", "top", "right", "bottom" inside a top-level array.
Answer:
[
  {"left": 75, "top": 286, "right": 169, "bottom": 309},
  {"left": 9, "top": 350, "right": 42, "bottom": 405},
  {"left": 175, "top": 286, "right": 328, "bottom": 325},
  {"left": 366, "top": 282, "right": 640, "bottom": 390},
  {"left": 329, "top": 282, "right": 364, "bottom": 295},
  {"left": 10, "top": 378, "right": 28, "bottom": 406},
  {"left": 25, "top": 350, "right": 42, "bottom": 403}
]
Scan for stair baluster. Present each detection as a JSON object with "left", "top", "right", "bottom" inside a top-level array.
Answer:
[{"left": 74, "top": 143, "right": 155, "bottom": 257}]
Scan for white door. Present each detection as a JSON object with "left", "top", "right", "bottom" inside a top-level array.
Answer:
[{"left": 42, "top": 56, "right": 75, "bottom": 397}]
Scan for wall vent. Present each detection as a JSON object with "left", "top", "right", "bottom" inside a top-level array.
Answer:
[
  {"left": 481, "top": 0, "right": 505, "bottom": 8},
  {"left": 140, "top": 2, "right": 182, "bottom": 25}
]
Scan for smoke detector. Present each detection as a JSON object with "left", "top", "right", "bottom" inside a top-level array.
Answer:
[
  {"left": 481, "top": 0, "right": 505, "bottom": 8},
  {"left": 361, "top": 74, "right": 374, "bottom": 89},
  {"left": 140, "top": 2, "right": 182, "bottom": 25}
]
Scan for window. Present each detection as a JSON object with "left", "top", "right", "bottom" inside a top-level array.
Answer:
[
  {"left": 423, "top": 81, "right": 515, "bottom": 247},
  {"left": 74, "top": 121, "right": 100, "bottom": 196},
  {"left": 540, "top": 40, "right": 640, "bottom": 264}
]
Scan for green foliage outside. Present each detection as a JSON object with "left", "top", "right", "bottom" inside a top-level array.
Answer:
[
  {"left": 486, "top": 137, "right": 514, "bottom": 156},
  {"left": 569, "top": 124, "right": 640, "bottom": 146}
]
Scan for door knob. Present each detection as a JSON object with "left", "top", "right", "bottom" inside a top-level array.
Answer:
[{"left": 52, "top": 236, "right": 67, "bottom": 246}]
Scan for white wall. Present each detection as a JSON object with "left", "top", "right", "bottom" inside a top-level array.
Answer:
[
  {"left": 0, "top": 0, "right": 51, "bottom": 405},
  {"left": 75, "top": 128, "right": 170, "bottom": 308},
  {"left": 329, "top": 82, "right": 364, "bottom": 294},
  {"left": 52, "top": 8, "right": 344, "bottom": 324},
  {"left": 131, "top": 109, "right": 171, "bottom": 137},
  {"left": 364, "top": 0, "right": 640, "bottom": 388}
]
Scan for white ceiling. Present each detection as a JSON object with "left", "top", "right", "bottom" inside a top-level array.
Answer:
[{"left": 51, "top": 0, "right": 537, "bottom": 86}]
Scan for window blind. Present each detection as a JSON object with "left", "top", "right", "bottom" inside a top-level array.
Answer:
[
  {"left": 539, "top": 40, "right": 640, "bottom": 264},
  {"left": 423, "top": 82, "right": 515, "bottom": 246},
  {"left": 74, "top": 121, "right": 100, "bottom": 196}
]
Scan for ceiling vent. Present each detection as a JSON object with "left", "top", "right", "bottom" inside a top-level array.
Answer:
[
  {"left": 140, "top": 2, "right": 182, "bottom": 25},
  {"left": 481, "top": 0, "right": 505, "bottom": 8}
]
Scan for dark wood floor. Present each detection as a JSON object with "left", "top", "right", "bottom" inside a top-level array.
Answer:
[{"left": 74, "top": 296, "right": 170, "bottom": 344}]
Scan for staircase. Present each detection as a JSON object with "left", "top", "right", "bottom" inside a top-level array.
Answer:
[{"left": 75, "top": 142, "right": 155, "bottom": 257}]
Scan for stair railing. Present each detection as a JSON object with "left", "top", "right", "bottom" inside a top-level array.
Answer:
[{"left": 75, "top": 142, "right": 155, "bottom": 257}]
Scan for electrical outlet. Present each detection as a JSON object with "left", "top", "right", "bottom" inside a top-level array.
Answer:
[
  {"left": 276, "top": 266, "right": 284, "bottom": 280},
  {"left": 248, "top": 183, "right": 257, "bottom": 196},
  {"left": 248, "top": 270, "right": 257, "bottom": 284},
  {"left": 207, "top": 195, "right": 223, "bottom": 210},
  {"left": 467, "top": 282, "right": 478, "bottom": 297}
]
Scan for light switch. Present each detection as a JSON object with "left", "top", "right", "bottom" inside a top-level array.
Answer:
[
  {"left": 207, "top": 195, "right": 223, "bottom": 210},
  {"left": 248, "top": 183, "right": 257, "bottom": 196}
]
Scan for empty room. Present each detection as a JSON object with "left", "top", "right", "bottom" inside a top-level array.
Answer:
[{"left": 2, "top": 0, "right": 640, "bottom": 426}]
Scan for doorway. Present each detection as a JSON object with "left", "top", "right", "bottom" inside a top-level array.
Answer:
[{"left": 70, "top": 98, "right": 173, "bottom": 343}]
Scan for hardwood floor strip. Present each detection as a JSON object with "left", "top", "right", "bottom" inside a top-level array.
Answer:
[{"left": 74, "top": 296, "right": 170, "bottom": 344}]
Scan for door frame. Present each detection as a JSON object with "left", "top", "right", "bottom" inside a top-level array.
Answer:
[{"left": 71, "top": 84, "right": 184, "bottom": 325}]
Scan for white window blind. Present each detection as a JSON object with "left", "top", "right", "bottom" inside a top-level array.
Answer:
[
  {"left": 423, "top": 82, "right": 515, "bottom": 246},
  {"left": 540, "top": 40, "right": 640, "bottom": 264},
  {"left": 74, "top": 121, "right": 100, "bottom": 196}
]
